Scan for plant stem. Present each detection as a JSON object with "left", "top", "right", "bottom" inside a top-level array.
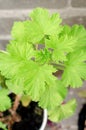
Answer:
[
  {"left": 50, "top": 62, "right": 65, "bottom": 70},
  {"left": 0, "top": 73, "right": 7, "bottom": 88},
  {"left": 35, "top": 44, "right": 38, "bottom": 50},
  {"left": 56, "top": 65, "right": 64, "bottom": 70},
  {"left": 12, "top": 94, "right": 21, "bottom": 111}
]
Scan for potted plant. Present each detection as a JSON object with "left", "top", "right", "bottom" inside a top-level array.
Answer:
[{"left": 0, "top": 7, "right": 86, "bottom": 130}]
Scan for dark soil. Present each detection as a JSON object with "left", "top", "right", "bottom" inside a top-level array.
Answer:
[
  {"left": 12, "top": 101, "right": 43, "bottom": 130},
  {"left": 0, "top": 93, "right": 43, "bottom": 130}
]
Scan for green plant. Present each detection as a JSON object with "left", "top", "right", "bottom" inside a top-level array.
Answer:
[{"left": 0, "top": 7, "right": 86, "bottom": 129}]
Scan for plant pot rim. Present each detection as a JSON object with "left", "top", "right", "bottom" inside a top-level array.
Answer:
[{"left": 39, "top": 109, "right": 47, "bottom": 130}]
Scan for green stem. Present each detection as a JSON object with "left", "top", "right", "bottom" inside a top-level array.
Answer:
[
  {"left": 0, "top": 73, "right": 7, "bottom": 88},
  {"left": 50, "top": 62, "right": 65, "bottom": 70},
  {"left": 56, "top": 65, "right": 64, "bottom": 70},
  {"left": 58, "top": 62, "right": 66, "bottom": 67},
  {"left": 35, "top": 44, "right": 38, "bottom": 50}
]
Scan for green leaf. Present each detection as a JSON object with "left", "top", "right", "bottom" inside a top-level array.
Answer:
[
  {"left": 7, "top": 41, "right": 34, "bottom": 60},
  {"left": 46, "top": 34, "right": 76, "bottom": 63},
  {"left": 26, "top": 8, "right": 62, "bottom": 43},
  {"left": 0, "top": 41, "right": 34, "bottom": 94},
  {"left": 39, "top": 80, "right": 67, "bottom": 109},
  {"left": 60, "top": 25, "right": 71, "bottom": 35},
  {"left": 26, "top": 21, "right": 44, "bottom": 44},
  {"left": 11, "top": 21, "right": 30, "bottom": 43},
  {"left": 61, "top": 25, "right": 86, "bottom": 49},
  {"left": 45, "top": 25, "right": 86, "bottom": 63},
  {"left": 48, "top": 99, "right": 77, "bottom": 122},
  {"left": 62, "top": 50, "right": 86, "bottom": 87},
  {"left": 17, "top": 63, "right": 57, "bottom": 101},
  {"left": 35, "top": 48, "right": 52, "bottom": 64},
  {"left": 0, "top": 41, "right": 34, "bottom": 78},
  {"left": 0, "top": 89, "right": 11, "bottom": 111},
  {"left": 0, "top": 122, "right": 7, "bottom": 130},
  {"left": 6, "top": 78, "right": 24, "bottom": 94},
  {"left": 71, "top": 25, "right": 86, "bottom": 47},
  {"left": 0, "top": 51, "right": 23, "bottom": 78}
]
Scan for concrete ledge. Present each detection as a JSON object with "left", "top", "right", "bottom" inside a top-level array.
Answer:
[
  {"left": 0, "top": 0, "right": 68, "bottom": 9},
  {"left": 0, "top": 8, "right": 86, "bottom": 18}
]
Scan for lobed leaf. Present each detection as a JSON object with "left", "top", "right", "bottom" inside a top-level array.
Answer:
[
  {"left": 26, "top": 8, "right": 62, "bottom": 43},
  {"left": 46, "top": 35, "right": 76, "bottom": 63},
  {"left": 0, "top": 89, "right": 11, "bottom": 111},
  {"left": 17, "top": 64, "right": 57, "bottom": 101},
  {"left": 0, "top": 41, "right": 34, "bottom": 78},
  {"left": 48, "top": 99, "right": 77, "bottom": 122},
  {"left": 62, "top": 50, "right": 86, "bottom": 87},
  {"left": 39, "top": 80, "right": 68, "bottom": 109}
]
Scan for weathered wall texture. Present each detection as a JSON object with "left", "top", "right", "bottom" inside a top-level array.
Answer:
[
  {"left": 0, "top": 0, "right": 86, "bottom": 49},
  {"left": 0, "top": 1, "right": 86, "bottom": 130}
]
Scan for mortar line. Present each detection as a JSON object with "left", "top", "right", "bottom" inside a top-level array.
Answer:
[
  {"left": 0, "top": 8, "right": 86, "bottom": 18},
  {"left": 0, "top": 35, "right": 11, "bottom": 40}
]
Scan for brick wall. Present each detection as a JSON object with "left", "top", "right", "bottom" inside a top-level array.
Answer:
[{"left": 0, "top": 0, "right": 86, "bottom": 50}]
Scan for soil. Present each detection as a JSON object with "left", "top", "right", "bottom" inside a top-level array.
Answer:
[{"left": 0, "top": 93, "right": 43, "bottom": 130}]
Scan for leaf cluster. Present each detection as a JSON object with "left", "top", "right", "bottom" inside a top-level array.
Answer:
[{"left": 0, "top": 8, "right": 86, "bottom": 122}]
